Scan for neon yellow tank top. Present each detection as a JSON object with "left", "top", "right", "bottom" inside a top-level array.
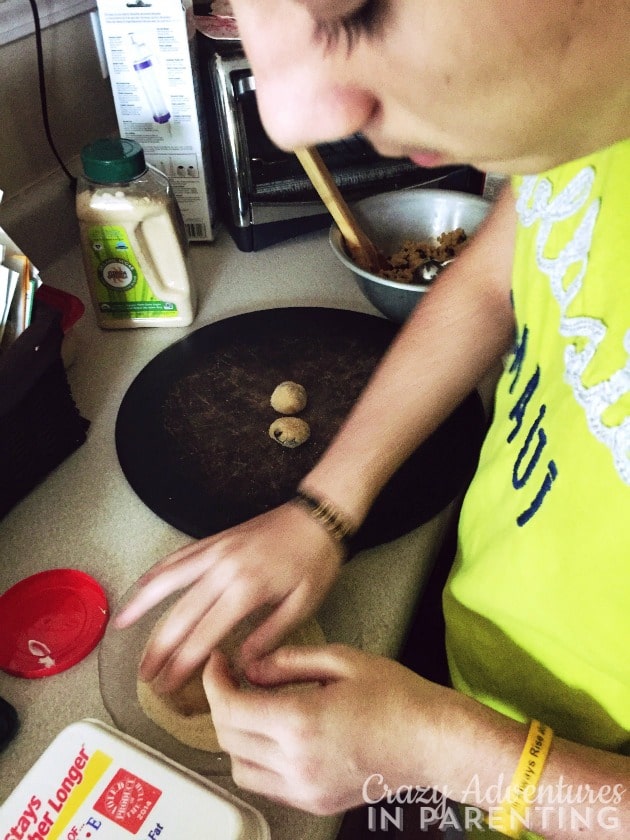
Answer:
[{"left": 443, "top": 139, "right": 630, "bottom": 758}]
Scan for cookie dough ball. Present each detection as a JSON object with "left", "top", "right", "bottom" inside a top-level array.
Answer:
[
  {"left": 269, "top": 416, "right": 310, "bottom": 448},
  {"left": 270, "top": 381, "right": 307, "bottom": 414}
]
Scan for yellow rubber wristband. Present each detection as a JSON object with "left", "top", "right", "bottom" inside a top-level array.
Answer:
[{"left": 488, "top": 720, "right": 553, "bottom": 838}]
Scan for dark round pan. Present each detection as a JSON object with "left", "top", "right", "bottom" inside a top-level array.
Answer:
[{"left": 115, "top": 307, "right": 486, "bottom": 551}]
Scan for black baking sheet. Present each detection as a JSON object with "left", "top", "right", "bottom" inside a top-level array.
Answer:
[{"left": 115, "top": 307, "right": 486, "bottom": 550}]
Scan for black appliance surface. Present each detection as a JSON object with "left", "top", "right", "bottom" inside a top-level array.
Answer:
[
  {"left": 116, "top": 307, "right": 486, "bottom": 551},
  {"left": 198, "top": 40, "right": 485, "bottom": 251}
]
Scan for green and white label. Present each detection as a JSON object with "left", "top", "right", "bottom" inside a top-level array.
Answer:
[{"left": 87, "top": 225, "right": 178, "bottom": 319}]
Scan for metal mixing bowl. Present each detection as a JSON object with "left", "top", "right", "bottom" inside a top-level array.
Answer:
[{"left": 330, "top": 188, "right": 491, "bottom": 323}]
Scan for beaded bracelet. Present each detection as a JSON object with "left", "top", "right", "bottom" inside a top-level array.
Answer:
[
  {"left": 292, "top": 489, "right": 357, "bottom": 549},
  {"left": 487, "top": 720, "right": 554, "bottom": 838}
]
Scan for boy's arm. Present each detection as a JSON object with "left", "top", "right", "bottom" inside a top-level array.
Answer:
[{"left": 300, "top": 183, "right": 517, "bottom": 528}]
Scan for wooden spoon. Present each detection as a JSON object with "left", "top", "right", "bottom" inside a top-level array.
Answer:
[{"left": 295, "top": 146, "right": 386, "bottom": 274}]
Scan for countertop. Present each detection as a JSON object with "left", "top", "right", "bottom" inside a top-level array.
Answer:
[{"left": 0, "top": 181, "right": 461, "bottom": 838}]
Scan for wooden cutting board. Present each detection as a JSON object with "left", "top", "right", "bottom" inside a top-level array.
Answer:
[{"left": 115, "top": 307, "right": 486, "bottom": 551}]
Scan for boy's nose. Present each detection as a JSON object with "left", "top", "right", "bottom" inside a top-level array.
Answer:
[{"left": 254, "top": 73, "right": 378, "bottom": 152}]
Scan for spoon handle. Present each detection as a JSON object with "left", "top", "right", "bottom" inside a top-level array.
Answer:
[{"left": 295, "top": 146, "right": 383, "bottom": 272}]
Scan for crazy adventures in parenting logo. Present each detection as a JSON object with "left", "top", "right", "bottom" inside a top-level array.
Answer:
[{"left": 362, "top": 773, "right": 626, "bottom": 834}]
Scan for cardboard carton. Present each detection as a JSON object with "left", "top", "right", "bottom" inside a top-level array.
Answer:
[{"left": 96, "top": 0, "right": 217, "bottom": 241}]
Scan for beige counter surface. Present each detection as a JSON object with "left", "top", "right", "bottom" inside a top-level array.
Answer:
[{"left": 0, "top": 182, "right": 458, "bottom": 838}]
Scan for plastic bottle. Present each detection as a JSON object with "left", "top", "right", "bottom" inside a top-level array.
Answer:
[
  {"left": 76, "top": 138, "right": 196, "bottom": 329},
  {"left": 129, "top": 33, "right": 171, "bottom": 125}
]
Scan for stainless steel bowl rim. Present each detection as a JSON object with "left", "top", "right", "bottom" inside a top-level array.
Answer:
[{"left": 329, "top": 188, "right": 491, "bottom": 292}]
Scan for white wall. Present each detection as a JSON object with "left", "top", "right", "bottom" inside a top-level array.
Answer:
[
  {"left": 0, "top": 10, "right": 117, "bottom": 200},
  {"left": 0, "top": 0, "right": 97, "bottom": 46}
]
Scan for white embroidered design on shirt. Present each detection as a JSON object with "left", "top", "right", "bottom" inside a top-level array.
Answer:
[{"left": 517, "top": 168, "right": 630, "bottom": 485}]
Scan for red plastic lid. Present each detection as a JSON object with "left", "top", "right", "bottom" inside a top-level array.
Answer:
[
  {"left": 35, "top": 284, "right": 85, "bottom": 333},
  {"left": 0, "top": 569, "right": 109, "bottom": 678}
]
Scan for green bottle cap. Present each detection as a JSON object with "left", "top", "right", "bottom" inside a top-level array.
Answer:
[{"left": 80, "top": 138, "right": 146, "bottom": 184}]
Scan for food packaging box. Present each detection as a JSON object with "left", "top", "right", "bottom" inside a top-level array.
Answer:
[
  {"left": 95, "top": 0, "right": 217, "bottom": 241},
  {"left": 1, "top": 719, "right": 270, "bottom": 839}
]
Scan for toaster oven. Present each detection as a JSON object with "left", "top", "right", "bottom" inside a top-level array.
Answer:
[{"left": 200, "top": 42, "right": 485, "bottom": 252}]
